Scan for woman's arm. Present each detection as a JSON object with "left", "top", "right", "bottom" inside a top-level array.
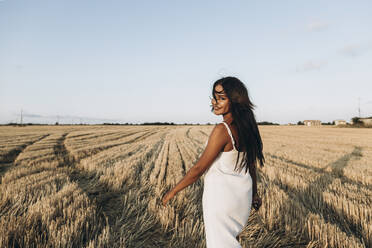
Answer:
[
  {"left": 162, "top": 124, "right": 228, "bottom": 205},
  {"left": 249, "top": 163, "right": 262, "bottom": 210},
  {"left": 249, "top": 164, "right": 258, "bottom": 196}
]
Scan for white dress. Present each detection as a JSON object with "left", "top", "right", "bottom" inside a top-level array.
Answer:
[{"left": 202, "top": 121, "right": 253, "bottom": 248}]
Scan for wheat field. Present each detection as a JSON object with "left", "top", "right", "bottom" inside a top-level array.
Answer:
[{"left": 0, "top": 125, "right": 371, "bottom": 248}]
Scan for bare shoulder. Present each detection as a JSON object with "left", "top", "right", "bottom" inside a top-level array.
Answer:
[
  {"left": 208, "top": 123, "right": 228, "bottom": 144},
  {"left": 212, "top": 123, "right": 226, "bottom": 133},
  {"left": 209, "top": 123, "right": 227, "bottom": 139},
  {"left": 192, "top": 124, "right": 228, "bottom": 174}
]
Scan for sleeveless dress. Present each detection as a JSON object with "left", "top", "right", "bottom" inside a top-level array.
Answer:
[{"left": 202, "top": 121, "right": 253, "bottom": 248}]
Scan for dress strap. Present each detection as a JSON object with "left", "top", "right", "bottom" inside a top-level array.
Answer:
[{"left": 221, "top": 121, "right": 237, "bottom": 151}]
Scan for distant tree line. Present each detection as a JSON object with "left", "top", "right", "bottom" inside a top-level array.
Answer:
[
  {"left": 322, "top": 121, "right": 335, "bottom": 125},
  {"left": 103, "top": 122, "right": 198, "bottom": 125},
  {"left": 141, "top": 122, "right": 175, "bottom": 125},
  {"left": 297, "top": 121, "right": 334, "bottom": 125},
  {"left": 103, "top": 122, "right": 133, "bottom": 125},
  {"left": 3, "top": 120, "right": 286, "bottom": 126},
  {"left": 2, "top": 123, "right": 43, "bottom": 126},
  {"left": 2, "top": 122, "right": 91, "bottom": 126},
  {"left": 257, "top": 121, "right": 280, "bottom": 125}
]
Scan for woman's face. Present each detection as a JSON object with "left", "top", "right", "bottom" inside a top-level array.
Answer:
[{"left": 211, "top": 84, "right": 230, "bottom": 115}]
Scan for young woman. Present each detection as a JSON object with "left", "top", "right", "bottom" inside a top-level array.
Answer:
[{"left": 162, "top": 76, "right": 265, "bottom": 247}]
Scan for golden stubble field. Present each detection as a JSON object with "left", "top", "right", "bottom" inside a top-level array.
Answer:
[{"left": 0, "top": 125, "right": 371, "bottom": 248}]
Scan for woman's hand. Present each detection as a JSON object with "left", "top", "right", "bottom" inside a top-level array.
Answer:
[
  {"left": 252, "top": 193, "right": 262, "bottom": 211},
  {"left": 162, "top": 190, "right": 175, "bottom": 207}
]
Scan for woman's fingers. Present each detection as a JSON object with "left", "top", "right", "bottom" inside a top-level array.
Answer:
[
  {"left": 162, "top": 191, "right": 174, "bottom": 207},
  {"left": 162, "top": 194, "right": 170, "bottom": 206},
  {"left": 161, "top": 193, "right": 168, "bottom": 206},
  {"left": 252, "top": 196, "right": 262, "bottom": 210}
]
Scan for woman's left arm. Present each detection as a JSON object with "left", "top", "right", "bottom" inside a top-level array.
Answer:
[
  {"left": 249, "top": 163, "right": 262, "bottom": 210},
  {"left": 249, "top": 164, "right": 257, "bottom": 196}
]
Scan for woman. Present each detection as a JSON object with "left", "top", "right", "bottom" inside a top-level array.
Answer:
[{"left": 162, "top": 76, "right": 265, "bottom": 247}]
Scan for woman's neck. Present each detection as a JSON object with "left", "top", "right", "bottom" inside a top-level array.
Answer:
[{"left": 223, "top": 112, "right": 233, "bottom": 124}]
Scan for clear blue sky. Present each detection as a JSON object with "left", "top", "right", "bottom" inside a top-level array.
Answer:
[{"left": 1, "top": 0, "right": 371, "bottom": 124}]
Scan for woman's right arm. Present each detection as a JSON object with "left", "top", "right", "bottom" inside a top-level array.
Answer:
[{"left": 163, "top": 124, "right": 227, "bottom": 197}]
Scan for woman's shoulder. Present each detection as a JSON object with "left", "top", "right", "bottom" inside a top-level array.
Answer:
[
  {"left": 210, "top": 123, "right": 228, "bottom": 136},
  {"left": 206, "top": 123, "right": 230, "bottom": 145}
]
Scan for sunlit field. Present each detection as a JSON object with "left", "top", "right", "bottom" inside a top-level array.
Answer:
[{"left": 0, "top": 125, "right": 371, "bottom": 248}]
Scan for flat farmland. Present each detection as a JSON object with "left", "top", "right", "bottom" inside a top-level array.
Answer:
[{"left": 0, "top": 125, "right": 371, "bottom": 248}]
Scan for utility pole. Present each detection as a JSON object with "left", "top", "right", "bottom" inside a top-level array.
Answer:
[
  {"left": 20, "top": 109, "right": 23, "bottom": 125},
  {"left": 358, "top": 97, "right": 361, "bottom": 117}
]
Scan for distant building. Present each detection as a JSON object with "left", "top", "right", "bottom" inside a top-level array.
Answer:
[
  {"left": 303, "top": 120, "right": 321, "bottom": 126},
  {"left": 360, "top": 117, "right": 372, "bottom": 127},
  {"left": 334, "top": 120, "right": 346, "bottom": 126}
]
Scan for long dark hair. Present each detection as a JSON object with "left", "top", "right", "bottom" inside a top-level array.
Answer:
[{"left": 210, "top": 76, "right": 265, "bottom": 174}]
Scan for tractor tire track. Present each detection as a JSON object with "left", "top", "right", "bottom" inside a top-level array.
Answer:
[
  {"left": 137, "top": 133, "right": 167, "bottom": 184},
  {"left": 53, "top": 131, "right": 161, "bottom": 247},
  {"left": 69, "top": 130, "right": 158, "bottom": 162},
  {"left": 265, "top": 146, "right": 366, "bottom": 246},
  {"left": 266, "top": 149, "right": 372, "bottom": 191},
  {"left": 175, "top": 142, "right": 187, "bottom": 176},
  {"left": 186, "top": 127, "right": 203, "bottom": 146},
  {"left": 53, "top": 132, "right": 122, "bottom": 246},
  {"left": 0, "top": 134, "right": 50, "bottom": 184}
]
